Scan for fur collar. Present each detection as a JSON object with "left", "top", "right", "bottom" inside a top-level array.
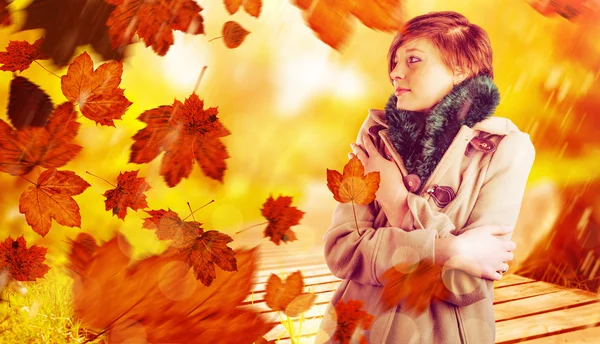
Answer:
[{"left": 384, "top": 74, "right": 500, "bottom": 193}]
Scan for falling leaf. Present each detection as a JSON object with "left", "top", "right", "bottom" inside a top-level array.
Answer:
[
  {"left": 67, "top": 232, "right": 98, "bottom": 277},
  {"left": 107, "top": 0, "right": 205, "bottom": 56},
  {"left": 18, "top": 0, "right": 126, "bottom": 67},
  {"left": 142, "top": 209, "right": 237, "bottom": 286},
  {"left": 70, "top": 234, "right": 275, "bottom": 342},
  {"left": 333, "top": 299, "right": 375, "bottom": 344},
  {"left": 1, "top": 0, "right": 10, "bottom": 27},
  {"left": 327, "top": 155, "right": 380, "bottom": 204},
  {"left": 222, "top": 21, "right": 250, "bottom": 48},
  {"left": 285, "top": 292, "right": 317, "bottom": 317},
  {"left": 129, "top": 93, "right": 231, "bottom": 187},
  {"left": 0, "top": 38, "right": 50, "bottom": 72},
  {"left": 261, "top": 195, "right": 305, "bottom": 245},
  {"left": 0, "top": 102, "right": 82, "bottom": 176},
  {"left": 8, "top": 75, "right": 54, "bottom": 129},
  {"left": 265, "top": 270, "right": 316, "bottom": 317},
  {"left": 294, "top": 0, "right": 404, "bottom": 50},
  {"left": 527, "top": 0, "right": 600, "bottom": 22},
  {"left": 61, "top": 51, "right": 132, "bottom": 126},
  {"left": 224, "top": 0, "right": 242, "bottom": 14},
  {"left": 19, "top": 169, "right": 91, "bottom": 237},
  {"left": 103, "top": 170, "right": 151, "bottom": 220},
  {"left": 0, "top": 236, "right": 50, "bottom": 281},
  {"left": 243, "top": 0, "right": 262, "bottom": 17}
]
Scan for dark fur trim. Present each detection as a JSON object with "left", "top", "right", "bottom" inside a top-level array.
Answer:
[{"left": 385, "top": 74, "right": 500, "bottom": 193}]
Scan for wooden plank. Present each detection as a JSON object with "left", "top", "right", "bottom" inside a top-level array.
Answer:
[
  {"left": 496, "top": 302, "right": 600, "bottom": 343},
  {"left": 495, "top": 288, "right": 600, "bottom": 321},
  {"left": 494, "top": 274, "right": 536, "bottom": 288},
  {"left": 254, "top": 264, "right": 331, "bottom": 280},
  {"left": 258, "top": 254, "right": 326, "bottom": 270},
  {"left": 494, "top": 281, "right": 563, "bottom": 303},
  {"left": 246, "top": 281, "right": 341, "bottom": 304},
  {"left": 517, "top": 324, "right": 600, "bottom": 343}
]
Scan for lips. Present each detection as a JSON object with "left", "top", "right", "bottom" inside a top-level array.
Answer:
[{"left": 395, "top": 87, "right": 410, "bottom": 95}]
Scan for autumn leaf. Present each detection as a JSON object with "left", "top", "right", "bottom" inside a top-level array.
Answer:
[
  {"left": 224, "top": 0, "right": 261, "bottom": 17},
  {"left": 19, "top": 169, "right": 90, "bottom": 237},
  {"left": 129, "top": 93, "right": 231, "bottom": 187},
  {"left": 0, "top": 102, "right": 82, "bottom": 176},
  {"left": 107, "top": 0, "right": 204, "bottom": 56},
  {"left": 0, "top": 236, "right": 50, "bottom": 281},
  {"left": 66, "top": 232, "right": 98, "bottom": 277},
  {"left": 8, "top": 75, "right": 53, "bottom": 129},
  {"left": 224, "top": 0, "right": 242, "bottom": 14},
  {"left": 261, "top": 195, "right": 305, "bottom": 245},
  {"left": 142, "top": 209, "right": 237, "bottom": 286},
  {"left": 69, "top": 234, "right": 275, "bottom": 342},
  {"left": 61, "top": 51, "right": 132, "bottom": 126},
  {"left": 0, "top": 38, "right": 50, "bottom": 72},
  {"left": 265, "top": 270, "right": 316, "bottom": 317},
  {"left": 379, "top": 260, "right": 457, "bottom": 317},
  {"left": 294, "top": 0, "right": 404, "bottom": 50},
  {"left": 326, "top": 155, "right": 380, "bottom": 235},
  {"left": 103, "top": 170, "right": 151, "bottom": 220},
  {"left": 333, "top": 299, "right": 375, "bottom": 344},
  {"left": 18, "top": 0, "right": 126, "bottom": 67},
  {"left": 527, "top": 0, "right": 600, "bottom": 22},
  {"left": 1, "top": 0, "right": 10, "bottom": 27},
  {"left": 223, "top": 21, "right": 251, "bottom": 48}
]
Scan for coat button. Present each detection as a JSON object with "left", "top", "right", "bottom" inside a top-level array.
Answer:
[
  {"left": 403, "top": 174, "right": 421, "bottom": 193},
  {"left": 430, "top": 185, "right": 456, "bottom": 208},
  {"left": 469, "top": 137, "right": 496, "bottom": 153}
]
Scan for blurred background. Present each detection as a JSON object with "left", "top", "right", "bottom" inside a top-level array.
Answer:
[{"left": 0, "top": 0, "right": 599, "bottom": 293}]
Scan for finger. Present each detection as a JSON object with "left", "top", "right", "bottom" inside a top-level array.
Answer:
[
  {"left": 350, "top": 142, "right": 369, "bottom": 160},
  {"left": 348, "top": 152, "right": 355, "bottom": 160},
  {"left": 504, "top": 251, "right": 514, "bottom": 262},
  {"left": 503, "top": 240, "right": 517, "bottom": 252},
  {"left": 362, "top": 133, "right": 376, "bottom": 156},
  {"left": 490, "top": 225, "right": 514, "bottom": 235}
]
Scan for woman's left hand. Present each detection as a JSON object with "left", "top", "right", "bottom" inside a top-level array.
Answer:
[{"left": 350, "top": 133, "right": 408, "bottom": 212}]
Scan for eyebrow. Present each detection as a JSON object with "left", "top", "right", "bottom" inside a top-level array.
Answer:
[{"left": 395, "top": 48, "right": 424, "bottom": 59}]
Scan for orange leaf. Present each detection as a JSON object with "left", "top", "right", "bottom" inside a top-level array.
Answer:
[
  {"left": 285, "top": 292, "right": 316, "bottom": 317},
  {"left": 294, "top": 0, "right": 405, "bottom": 50},
  {"left": 8, "top": 75, "right": 54, "bottom": 129},
  {"left": 129, "top": 93, "right": 231, "bottom": 187},
  {"left": 1, "top": 0, "right": 11, "bottom": 27},
  {"left": 527, "top": 0, "right": 599, "bottom": 21},
  {"left": 66, "top": 232, "right": 98, "bottom": 277},
  {"left": 19, "top": 169, "right": 90, "bottom": 237},
  {"left": 264, "top": 270, "right": 304, "bottom": 311},
  {"left": 243, "top": 0, "right": 262, "bottom": 17},
  {"left": 261, "top": 195, "right": 305, "bottom": 245},
  {"left": 222, "top": 21, "right": 250, "bottom": 48},
  {"left": 0, "top": 38, "right": 50, "bottom": 72},
  {"left": 107, "top": 0, "right": 205, "bottom": 56},
  {"left": 333, "top": 299, "right": 375, "bottom": 344},
  {"left": 142, "top": 209, "right": 237, "bottom": 286},
  {"left": 18, "top": 0, "right": 125, "bottom": 67},
  {"left": 224, "top": 0, "right": 242, "bottom": 14},
  {"left": 103, "top": 170, "right": 151, "bottom": 220},
  {"left": 326, "top": 155, "right": 380, "bottom": 204},
  {"left": 70, "top": 234, "right": 275, "bottom": 342},
  {"left": 61, "top": 51, "right": 132, "bottom": 126},
  {"left": 0, "top": 236, "right": 50, "bottom": 281},
  {"left": 0, "top": 102, "right": 82, "bottom": 176}
]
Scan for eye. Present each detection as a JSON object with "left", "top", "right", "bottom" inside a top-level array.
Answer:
[{"left": 408, "top": 56, "right": 421, "bottom": 64}]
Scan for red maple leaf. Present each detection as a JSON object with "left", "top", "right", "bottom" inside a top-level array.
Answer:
[
  {"left": 8, "top": 75, "right": 54, "bottom": 129},
  {"left": 0, "top": 0, "right": 11, "bottom": 27},
  {"left": 19, "top": 169, "right": 91, "bottom": 237},
  {"left": 0, "top": 38, "right": 50, "bottom": 72},
  {"left": 103, "top": 170, "right": 151, "bottom": 220},
  {"left": 142, "top": 209, "right": 237, "bottom": 286},
  {"left": 261, "top": 195, "right": 305, "bottom": 245},
  {"left": 66, "top": 232, "right": 98, "bottom": 277},
  {"left": 129, "top": 93, "right": 231, "bottom": 187},
  {"left": 61, "top": 51, "right": 132, "bottom": 126},
  {"left": 334, "top": 299, "right": 375, "bottom": 344},
  {"left": 106, "top": 0, "right": 204, "bottom": 56},
  {"left": 0, "top": 236, "right": 50, "bottom": 281},
  {"left": 0, "top": 102, "right": 82, "bottom": 176}
]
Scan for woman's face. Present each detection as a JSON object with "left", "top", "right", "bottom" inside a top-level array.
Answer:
[{"left": 390, "top": 38, "right": 466, "bottom": 112}]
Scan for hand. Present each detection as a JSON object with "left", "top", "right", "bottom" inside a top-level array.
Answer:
[
  {"left": 349, "top": 133, "right": 408, "bottom": 211},
  {"left": 448, "top": 225, "right": 516, "bottom": 281}
]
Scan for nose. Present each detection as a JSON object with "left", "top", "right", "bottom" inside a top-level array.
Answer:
[{"left": 390, "top": 63, "right": 406, "bottom": 84}]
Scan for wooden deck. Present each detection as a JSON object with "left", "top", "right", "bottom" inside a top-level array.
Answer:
[{"left": 238, "top": 243, "right": 600, "bottom": 344}]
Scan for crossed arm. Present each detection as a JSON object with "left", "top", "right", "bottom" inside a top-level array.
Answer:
[{"left": 326, "top": 129, "right": 536, "bottom": 307}]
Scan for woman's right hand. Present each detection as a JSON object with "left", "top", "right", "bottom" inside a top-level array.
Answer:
[{"left": 448, "top": 225, "right": 516, "bottom": 281}]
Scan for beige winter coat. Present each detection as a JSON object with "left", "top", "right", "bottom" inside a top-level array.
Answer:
[{"left": 315, "top": 109, "right": 536, "bottom": 344}]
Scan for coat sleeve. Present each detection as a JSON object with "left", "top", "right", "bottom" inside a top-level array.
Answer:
[
  {"left": 433, "top": 131, "right": 535, "bottom": 306},
  {"left": 323, "top": 115, "right": 439, "bottom": 287}
]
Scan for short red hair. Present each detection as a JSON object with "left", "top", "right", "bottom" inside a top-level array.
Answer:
[{"left": 388, "top": 11, "right": 493, "bottom": 83}]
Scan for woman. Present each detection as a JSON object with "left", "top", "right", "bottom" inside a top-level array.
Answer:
[{"left": 316, "top": 11, "right": 536, "bottom": 344}]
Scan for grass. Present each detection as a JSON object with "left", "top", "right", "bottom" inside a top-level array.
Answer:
[{"left": 0, "top": 268, "right": 313, "bottom": 344}]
